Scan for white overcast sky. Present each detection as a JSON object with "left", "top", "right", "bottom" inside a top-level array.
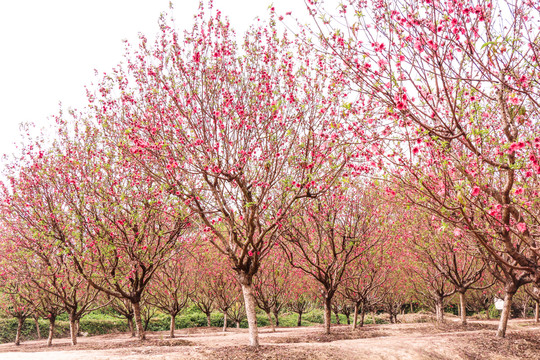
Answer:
[{"left": 0, "top": 0, "right": 314, "bottom": 159}]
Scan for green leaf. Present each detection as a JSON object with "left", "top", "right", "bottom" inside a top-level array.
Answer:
[{"left": 481, "top": 41, "right": 498, "bottom": 49}]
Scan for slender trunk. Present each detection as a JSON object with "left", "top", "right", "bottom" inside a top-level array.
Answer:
[
  {"left": 14, "top": 317, "right": 24, "bottom": 346},
  {"left": 236, "top": 320, "right": 240, "bottom": 328},
  {"left": 34, "top": 316, "right": 41, "bottom": 340},
  {"left": 273, "top": 308, "right": 280, "bottom": 327},
  {"left": 410, "top": 302, "right": 414, "bottom": 313},
  {"left": 535, "top": 301, "right": 539, "bottom": 324},
  {"left": 132, "top": 301, "right": 146, "bottom": 340},
  {"left": 334, "top": 309, "right": 341, "bottom": 325},
  {"left": 206, "top": 313, "right": 211, "bottom": 327},
  {"left": 69, "top": 316, "right": 77, "bottom": 345},
  {"left": 297, "top": 311, "right": 303, "bottom": 327},
  {"left": 435, "top": 298, "right": 444, "bottom": 323},
  {"left": 241, "top": 282, "right": 259, "bottom": 347},
  {"left": 459, "top": 292, "right": 467, "bottom": 325},
  {"left": 360, "top": 304, "right": 366, "bottom": 327},
  {"left": 222, "top": 312, "right": 228, "bottom": 332},
  {"left": 324, "top": 297, "right": 332, "bottom": 335},
  {"left": 352, "top": 303, "right": 359, "bottom": 330},
  {"left": 371, "top": 312, "right": 376, "bottom": 325},
  {"left": 47, "top": 317, "right": 55, "bottom": 347},
  {"left": 127, "top": 316, "right": 135, "bottom": 337},
  {"left": 169, "top": 314, "right": 176, "bottom": 338},
  {"left": 345, "top": 312, "right": 350, "bottom": 325},
  {"left": 75, "top": 319, "right": 81, "bottom": 336},
  {"left": 497, "top": 292, "right": 514, "bottom": 338},
  {"left": 522, "top": 296, "right": 529, "bottom": 318},
  {"left": 266, "top": 311, "right": 275, "bottom": 332}
]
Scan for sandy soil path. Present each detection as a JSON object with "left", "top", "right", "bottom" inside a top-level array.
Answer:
[{"left": 1, "top": 317, "right": 539, "bottom": 359}]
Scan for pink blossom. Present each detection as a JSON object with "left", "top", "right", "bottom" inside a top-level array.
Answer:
[
  {"left": 471, "top": 186, "right": 480, "bottom": 196},
  {"left": 508, "top": 96, "right": 521, "bottom": 105},
  {"left": 517, "top": 223, "right": 527, "bottom": 233},
  {"left": 385, "top": 187, "right": 396, "bottom": 197}
]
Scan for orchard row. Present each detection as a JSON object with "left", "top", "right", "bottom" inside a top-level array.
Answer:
[{"left": 1, "top": 0, "right": 539, "bottom": 348}]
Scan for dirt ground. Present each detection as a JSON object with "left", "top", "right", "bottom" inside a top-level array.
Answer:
[{"left": 1, "top": 315, "right": 539, "bottom": 360}]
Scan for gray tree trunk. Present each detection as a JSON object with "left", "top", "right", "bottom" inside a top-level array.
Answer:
[
  {"left": 170, "top": 314, "right": 176, "bottom": 338},
  {"left": 459, "top": 292, "right": 467, "bottom": 325},
  {"left": 132, "top": 301, "right": 146, "bottom": 340},
  {"left": 273, "top": 307, "right": 280, "bottom": 327},
  {"left": 241, "top": 282, "right": 259, "bottom": 347},
  {"left": 352, "top": 303, "right": 359, "bottom": 330},
  {"left": 435, "top": 298, "right": 444, "bottom": 323},
  {"left": 47, "top": 317, "right": 55, "bottom": 347},
  {"left": 266, "top": 311, "right": 275, "bottom": 332},
  {"left": 69, "top": 317, "right": 77, "bottom": 345},
  {"left": 496, "top": 292, "right": 513, "bottom": 338},
  {"left": 34, "top": 316, "right": 41, "bottom": 339},
  {"left": 14, "top": 317, "right": 23, "bottom": 346},
  {"left": 127, "top": 316, "right": 135, "bottom": 337},
  {"left": 324, "top": 297, "right": 332, "bottom": 334}
]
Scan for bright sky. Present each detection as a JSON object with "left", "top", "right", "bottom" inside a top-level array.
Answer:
[{"left": 0, "top": 0, "right": 312, "bottom": 159}]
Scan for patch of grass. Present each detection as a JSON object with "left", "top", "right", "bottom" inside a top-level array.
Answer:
[
  {"left": 80, "top": 318, "right": 129, "bottom": 335},
  {"left": 0, "top": 318, "right": 70, "bottom": 344},
  {"left": 0, "top": 307, "right": 391, "bottom": 344}
]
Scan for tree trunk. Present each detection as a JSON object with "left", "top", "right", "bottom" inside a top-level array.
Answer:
[
  {"left": 266, "top": 311, "right": 275, "bottom": 332},
  {"left": 69, "top": 316, "right": 78, "bottom": 345},
  {"left": 459, "top": 292, "right": 467, "bottom": 325},
  {"left": 169, "top": 314, "right": 176, "bottom": 338},
  {"left": 334, "top": 309, "right": 341, "bottom": 325},
  {"left": 222, "top": 312, "right": 228, "bottom": 332},
  {"left": 75, "top": 318, "right": 81, "bottom": 337},
  {"left": 34, "top": 316, "right": 41, "bottom": 340},
  {"left": 206, "top": 313, "right": 211, "bottom": 327},
  {"left": 435, "top": 298, "right": 444, "bottom": 323},
  {"left": 535, "top": 301, "right": 539, "bottom": 324},
  {"left": 47, "top": 317, "right": 56, "bottom": 347},
  {"left": 241, "top": 282, "right": 259, "bottom": 346},
  {"left": 273, "top": 307, "right": 280, "bottom": 327},
  {"left": 15, "top": 317, "right": 24, "bottom": 346},
  {"left": 522, "top": 296, "right": 529, "bottom": 318},
  {"left": 360, "top": 303, "right": 368, "bottom": 327},
  {"left": 352, "top": 303, "right": 359, "bottom": 330},
  {"left": 497, "top": 292, "right": 514, "bottom": 338},
  {"left": 297, "top": 311, "right": 303, "bottom": 327},
  {"left": 132, "top": 301, "right": 146, "bottom": 340},
  {"left": 345, "top": 312, "right": 350, "bottom": 325},
  {"left": 324, "top": 297, "right": 332, "bottom": 335},
  {"left": 389, "top": 311, "right": 395, "bottom": 324},
  {"left": 371, "top": 312, "right": 376, "bottom": 325},
  {"left": 127, "top": 316, "right": 135, "bottom": 337},
  {"left": 410, "top": 302, "right": 414, "bottom": 313}
]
